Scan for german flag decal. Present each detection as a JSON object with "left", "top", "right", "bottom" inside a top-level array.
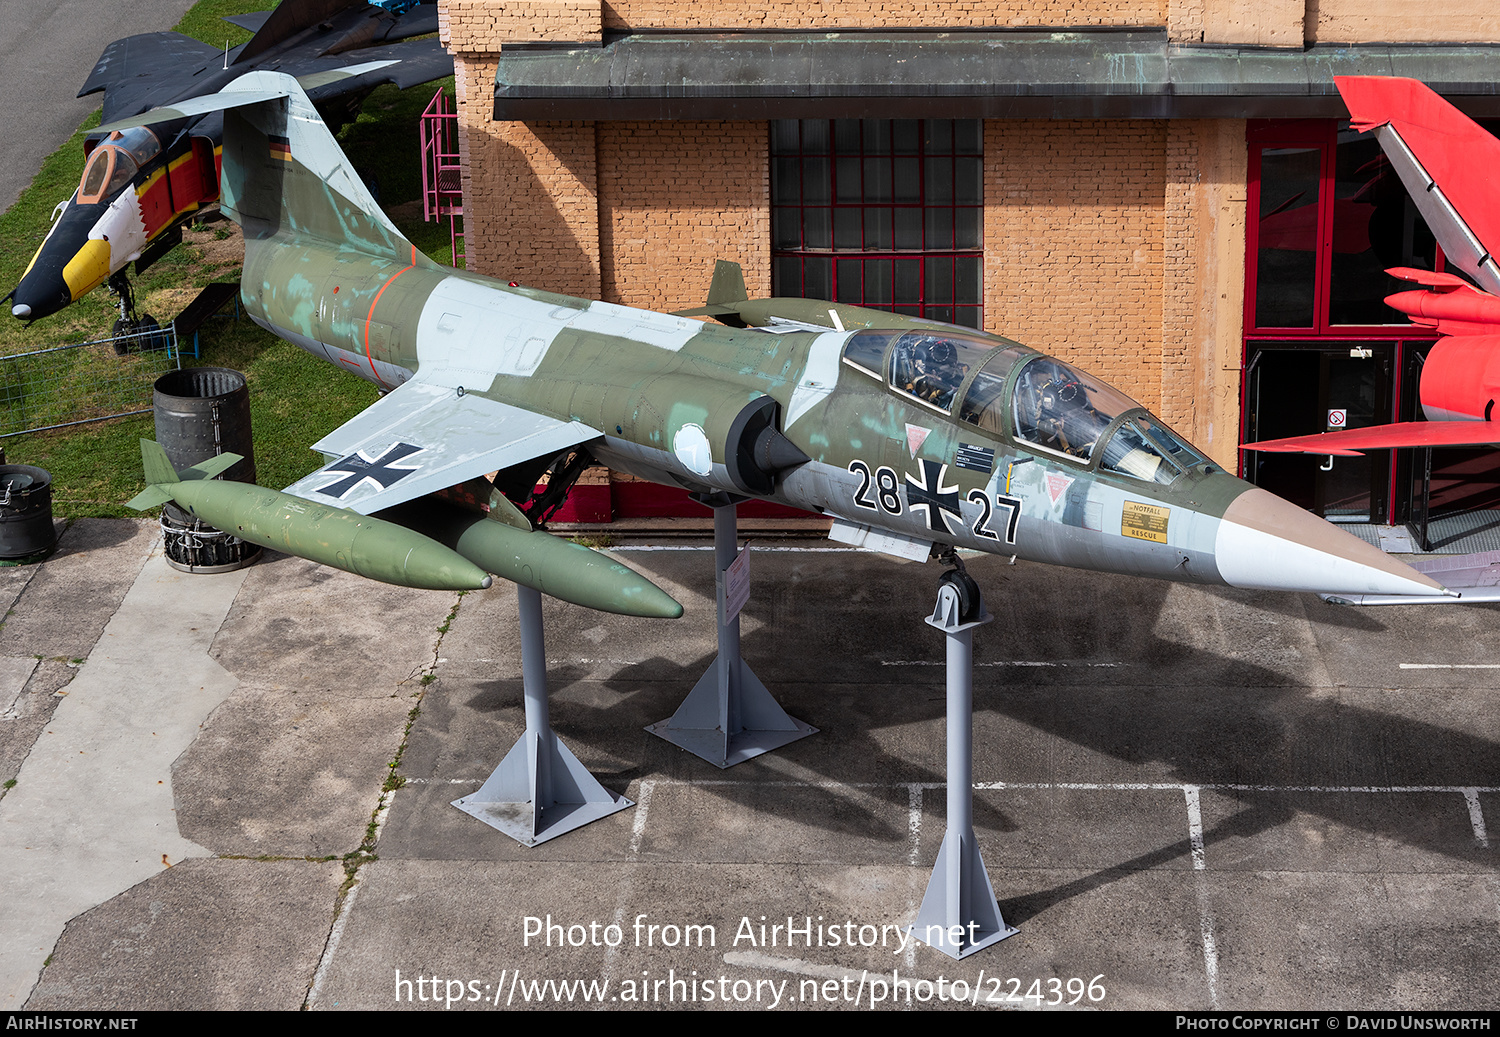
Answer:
[{"left": 269, "top": 135, "right": 292, "bottom": 163}]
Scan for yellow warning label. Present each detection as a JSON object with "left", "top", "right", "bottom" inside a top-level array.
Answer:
[{"left": 1121, "top": 500, "right": 1170, "bottom": 543}]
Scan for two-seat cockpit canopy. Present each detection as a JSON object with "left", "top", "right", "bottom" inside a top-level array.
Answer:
[
  {"left": 840, "top": 327, "right": 1208, "bottom": 485},
  {"left": 77, "top": 127, "right": 162, "bottom": 205}
]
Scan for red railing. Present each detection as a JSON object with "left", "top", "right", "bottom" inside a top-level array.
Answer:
[{"left": 420, "top": 88, "right": 464, "bottom": 268}]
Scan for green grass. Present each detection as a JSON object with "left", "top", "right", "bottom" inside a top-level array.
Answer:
[{"left": 0, "top": 0, "right": 457, "bottom": 518}]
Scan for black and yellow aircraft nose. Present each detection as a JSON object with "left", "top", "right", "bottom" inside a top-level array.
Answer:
[{"left": 10, "top": 199, "right": 113, "bottom": 322}]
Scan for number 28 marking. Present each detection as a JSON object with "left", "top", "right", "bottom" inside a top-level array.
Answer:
[{"left": 848, "top": 460, "right": 902, "bottom": 515}]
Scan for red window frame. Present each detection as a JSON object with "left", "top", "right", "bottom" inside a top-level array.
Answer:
[
  {"left": 771, "top": 119, "right": 983, "bottom": 328},
  {"left": 1242, "top": 119, "right": 1444, "bottom": 519}
]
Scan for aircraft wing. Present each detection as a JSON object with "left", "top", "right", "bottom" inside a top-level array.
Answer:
[
  {"left": 1243, "top": 421, "right": 1500, "bottom": 456},
  {"left": 290, "top": 38, "right": 455, "bottom": 95},
  {"left": 1324, "top": 550, "right": 1500, "bottom": 605},
  {"left": 282, "top": 375, "right": 603, "bottom": 515},
  {"left": 78, "top": 32, "right": 226, "bottom": 124}
]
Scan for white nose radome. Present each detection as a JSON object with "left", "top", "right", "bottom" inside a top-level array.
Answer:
[{"left": 1215, "top": 488, "right": 1450, "bottom": 598}]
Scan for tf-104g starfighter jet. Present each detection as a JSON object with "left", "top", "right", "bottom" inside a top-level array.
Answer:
[
  {"left": 107, "top": 70, "right": 1448, "bottom": 612},
  {"left": 5, "top": 0, "right": 450, "bottom": 334}
]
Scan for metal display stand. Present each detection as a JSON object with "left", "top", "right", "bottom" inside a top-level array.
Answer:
[
  {"left": 646, "top": 496, "right": 816, "bottom": 768},
  {"left": 453, "top": 585, "right": 632, "bottom": 846},
  {"left": 910, "top": 574, "right": 1018, "bottom": 959}
]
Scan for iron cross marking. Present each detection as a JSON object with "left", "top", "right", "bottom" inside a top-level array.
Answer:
[
  {"left": 315, "top": 442, "right": 424, "bottom": 499},
  {"left": 906, "top": 458, "right": 962, "bottom": 535}
]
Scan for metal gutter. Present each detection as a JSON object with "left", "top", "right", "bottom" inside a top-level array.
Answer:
[{"left": 491, "top": 31, "right": 1500, "bottom": 120}]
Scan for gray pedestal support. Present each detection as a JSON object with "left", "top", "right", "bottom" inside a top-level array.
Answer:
[
  {"left": 646, "top": 499, "right": 816, "bottom": 768},
  {"left": 453, "top": 585, "right": 633, "bottom": 846},
  {"left": 910, "top": 581, "right": 1018, "bottom": 959}
]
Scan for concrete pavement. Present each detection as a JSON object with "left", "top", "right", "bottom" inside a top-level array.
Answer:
[
  {"left": 0, "top": 520, "right": 1496, "bottom": 1010},
  {"left": 0, "top": 0, "right": 198, "bottom": 213}
]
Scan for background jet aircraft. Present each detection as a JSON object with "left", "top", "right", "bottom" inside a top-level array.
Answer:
[
  {"left": 1246, "top": 76, "right": 1500, "bottom": 458},
  {"left": 5, "top": 0, "right": 451, "bottom": 334},
  {"left": 104, "top": 70, "right": 1449, "bottom": 614}
]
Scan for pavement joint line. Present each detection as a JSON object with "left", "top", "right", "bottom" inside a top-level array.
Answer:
[
  {"left": 303, "top": 591, "right": 465, "bottom": 1010},
  {"left": 905, "top": 783, "right": 923, "bottom": 867},
  {"left": 1182, "top": 785, "right": 1221, "bottom": 1008},
  {"left": 1400, "top": 663, "right": 1500, "bottom": 669},
  {"left": 1463, "top": 789, "right": 1490, "bottom": 849},
  {"left": 629, "top": 778, "right": 655, "bottom": 855},
  {"left": 601, "top": 781, "right": 654, "bottom": 1004},
  {"left": 305, "top": 759, "right": 400, "bottom": 1011}
]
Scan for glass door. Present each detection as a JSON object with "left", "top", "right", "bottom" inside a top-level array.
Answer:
[{"left": 1245, "top": 342, "right": 1392, "bottom": 521}]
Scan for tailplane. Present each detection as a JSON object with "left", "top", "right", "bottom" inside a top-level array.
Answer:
[
  {"left": 128, "top": 440, "right": 244, "bottom": 510},
  {"left": 1336, "top": 76, "right": 1500, "bottom": 295}
]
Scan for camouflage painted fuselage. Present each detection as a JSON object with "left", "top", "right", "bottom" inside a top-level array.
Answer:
[
  {"left": 205, "top": 67, "right": 1440, "bottom": 602},
  {"left": 240, "top": 229, "right": 1261, "bottom": 586}
]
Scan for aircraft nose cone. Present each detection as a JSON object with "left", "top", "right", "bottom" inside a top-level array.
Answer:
[
  {"left": 10, "top": 272, "right": 70, "bottom": 322},
  {"left": 1215, "top": 487, "right": 1449, "bottom": 598}
]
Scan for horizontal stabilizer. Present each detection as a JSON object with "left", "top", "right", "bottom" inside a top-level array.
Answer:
[
  {"left": 93, "top": 62, "right": 398, "bottom": 135},
  {"left": 1243, "top": 421, "right": 1500, "bottom": 456},
  {"left": 1324, "top": 550, "right": 1500, "bottom": 605},
  {"left": 221, "top": 11, "right": 272, "bottom": 34},
  {"left": 283, "top": 374, "right": 602, "bottom": 515},
  {"left": 1336, "top": 76, "right": 1500, "bottom": 295},
  {"left": 126, "top": 486, "right": 173, "bottom": 511},
  {"left": 183, "top": 452, "right": 244, "bottom": 481},
  {"left": 234, "top": 0, "right": 365, "bottom": 65},
  {"left": 296, "top": 40, "right": 452, "bottom": 94}
]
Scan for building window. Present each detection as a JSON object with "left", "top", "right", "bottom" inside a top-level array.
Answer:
[
  {"left": 771, "top": 119, "right": 983, "bottom": 328},
  {"left": 1248, "top": 120, "right": 1444, "bottom": 333}
]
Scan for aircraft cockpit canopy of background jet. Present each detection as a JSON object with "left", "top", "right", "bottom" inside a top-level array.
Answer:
[
  {"left": 841, "top": 330, "right": 1208, "bottom": 485},
  {"left": 77, "top": 128, "right": 162, "bottom": 204}
]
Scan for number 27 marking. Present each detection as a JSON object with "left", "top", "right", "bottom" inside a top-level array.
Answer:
[{"left": 969, "top": 489, "right": 1021, "bottom": 545}]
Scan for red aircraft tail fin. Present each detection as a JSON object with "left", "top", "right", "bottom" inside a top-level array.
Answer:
[{"left": 1336, "top": 76, "right": 1500, "bottom": 295}]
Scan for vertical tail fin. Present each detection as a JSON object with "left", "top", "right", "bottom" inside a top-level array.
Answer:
[
  {"left": 140, "top": 439, "right": 179, "bottom": 486},
  {"left": 1336, "top": 76, "right": 1500, "bottom": 295},
  {"left": 92, "top": 67, "right": 423, "bottom": 265},
  {"left": 127, "top": 440, "right": 177, "bottom": 510}
]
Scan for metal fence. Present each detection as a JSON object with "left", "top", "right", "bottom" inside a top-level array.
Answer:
[{"left": 0, "top": 323, "right": 189, "bottom": 438}]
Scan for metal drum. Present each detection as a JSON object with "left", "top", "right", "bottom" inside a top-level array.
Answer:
[
  {"left": 0, "top": 465, "right": 57, "bottom": 560},
  {"left": 153, "top": 366, "right": 261, "bottom": 573}
]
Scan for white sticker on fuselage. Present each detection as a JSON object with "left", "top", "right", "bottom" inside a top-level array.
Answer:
[{"left": 673, "top": 423, "right": 714, "bottom": 476}]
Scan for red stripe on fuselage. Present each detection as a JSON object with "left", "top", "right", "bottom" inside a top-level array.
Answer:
[{"left": 364, "top": 248, "right": 418, "bottom": 387}]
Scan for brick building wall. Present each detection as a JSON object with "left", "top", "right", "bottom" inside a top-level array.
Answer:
[
  {"left": 598, "top": 0, "right": 1164, "bottom": 30},
  {"left": 984, "top": 121, "right": 1168, "bottom": 416},
  {"left": 597, "top": 122, "right": 770, "bottom": 310}
]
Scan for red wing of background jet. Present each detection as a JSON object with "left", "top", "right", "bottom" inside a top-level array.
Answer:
[{"left": 1244, "top": 76, "right": 1500, "bottom": 457}]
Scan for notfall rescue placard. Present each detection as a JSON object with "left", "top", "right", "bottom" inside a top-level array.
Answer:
[{"left": 1121, "top": 500, "right": 1170, "bottom": 544}]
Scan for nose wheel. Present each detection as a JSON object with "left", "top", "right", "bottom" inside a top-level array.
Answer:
[{"left": 107, "top": 273, "right": 166, "bottom": 353}]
